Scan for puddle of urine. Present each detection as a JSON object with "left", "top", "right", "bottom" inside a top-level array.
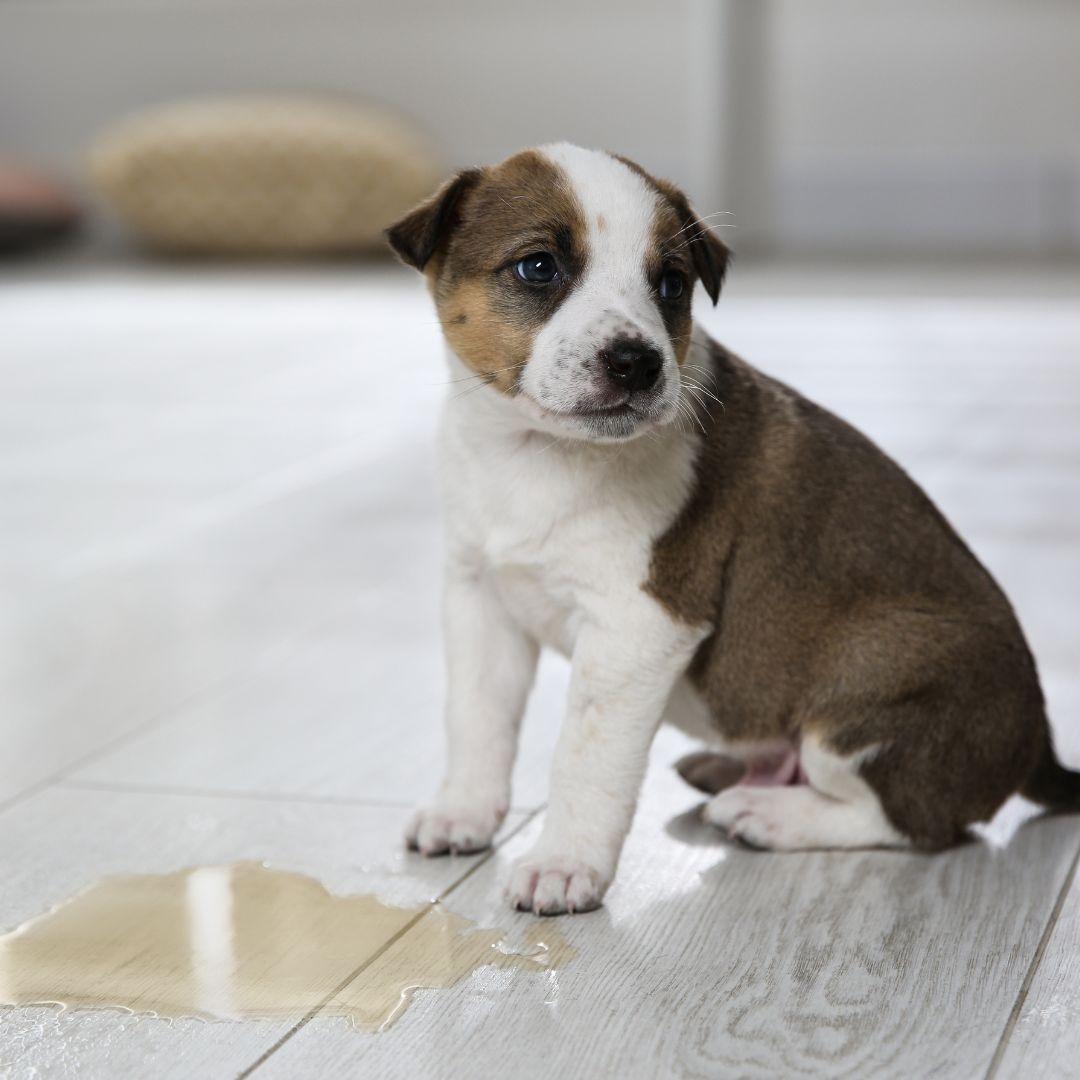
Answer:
[{"left": 0, "top": 862, "right": 574, "bottom": 1031}]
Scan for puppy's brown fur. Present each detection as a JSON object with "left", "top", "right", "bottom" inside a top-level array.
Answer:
[
  {"left": 387, "top": 150, "right": 728, "bottom": 388},
  {"left": 648, "top": 341, "right": 1073, "bottom": 848},
  {"left": 388, "top": 152, "right": 588, "bottom": 394},
  {"left": 389, "top": 146, "right": 1078, "bottom": 853}
]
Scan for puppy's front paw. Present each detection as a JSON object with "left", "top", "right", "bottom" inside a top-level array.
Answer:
[
  {"left": 405, "top": 797, "right": 506, "bottom": 857},
  {"left": 506, "top": 854, "right": 608, "bottom": 916}
]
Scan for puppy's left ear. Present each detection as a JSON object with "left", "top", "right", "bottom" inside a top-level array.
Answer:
[
  {"left": 686, "top": 215, "right": 730, "bottom": 306},
  {"left": 385, "top": 168, "right": 483, "bottom": 271},
  {"left": 658, "top": 181, "right": 731, "bottom": 306}
]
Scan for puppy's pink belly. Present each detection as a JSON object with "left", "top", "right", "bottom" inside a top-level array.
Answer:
[{"left": 739, "top": 746, "right": 803, "bottom": 786}]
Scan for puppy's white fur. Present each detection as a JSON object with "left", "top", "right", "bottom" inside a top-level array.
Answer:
[
  {"left": 411, "top": 347, "right": 707, "bottom": 913},
  {"left": 702, "top": 737, "right": 907, "bottom": 850},
  {"left": 517, "top": 145, "right": 681, "bottom": 437},
  {"left": 406, "top": 145, "right": 904, "bottom": 914}
]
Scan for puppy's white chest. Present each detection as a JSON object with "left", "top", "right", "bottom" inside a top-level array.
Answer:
[
  {"left": 471, "top": 467, "right": 593, "bottom": 654},
  {"left": 491, "top": 564, "right": 580, "bottom": 655},
  {"left": 441, "top": 388, "right": 703, "bottom": 654}
]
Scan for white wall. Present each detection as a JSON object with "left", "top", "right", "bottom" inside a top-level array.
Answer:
[
  {"left": 0, "top": 0, "right": 725, "bottom": 211},
  {"left": 768, "top": 0, "right": 1080, "bottom": 253},
  {"left": 3, "top": 0, "right": 1078, "bottom": 255}
]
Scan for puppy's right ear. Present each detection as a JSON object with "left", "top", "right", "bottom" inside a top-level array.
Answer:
[{"left": 385, "top": 168, "right": 483, "bottom": 271}]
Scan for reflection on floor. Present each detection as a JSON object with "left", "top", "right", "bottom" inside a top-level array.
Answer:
[{"left": 1, "top": 259, "right": 1078, "bottom": 1078}]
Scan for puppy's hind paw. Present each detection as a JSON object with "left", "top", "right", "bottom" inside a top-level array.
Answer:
[{"left": 701, "top": 786, "right": 810, "bottom": 851}]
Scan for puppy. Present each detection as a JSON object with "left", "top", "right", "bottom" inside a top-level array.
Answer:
[{"left": 388, "top": 143, "right": 1079, "bottom": 915}]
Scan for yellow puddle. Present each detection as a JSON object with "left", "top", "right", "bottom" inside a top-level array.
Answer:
[{"left": 0, "top": 862, "right": 574, "bottom": 1030}]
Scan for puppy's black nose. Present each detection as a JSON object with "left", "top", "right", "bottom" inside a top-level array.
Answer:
[{"left": 600, "top": 339, "right": 663, "bottom": 394}]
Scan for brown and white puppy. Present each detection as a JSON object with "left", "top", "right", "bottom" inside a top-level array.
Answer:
[{"left": 388, "top": 143, "right": 1079, "bottom": 916}]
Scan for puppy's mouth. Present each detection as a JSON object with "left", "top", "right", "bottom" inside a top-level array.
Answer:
[
  {"left": 568, "top": 399, "right": 640, "bottom": 420},
  {"left": 520, "top": 392, "right": 665, "bottom": 442}
]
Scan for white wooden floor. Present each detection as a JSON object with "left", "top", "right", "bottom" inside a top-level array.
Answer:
[{"left": 2, "top": 258, "right": 1079, "bottom": 1079}]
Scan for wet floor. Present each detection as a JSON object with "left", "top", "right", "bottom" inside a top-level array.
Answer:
[{"left": 0, "top": 863, "right": 573, "bottom": 1031}]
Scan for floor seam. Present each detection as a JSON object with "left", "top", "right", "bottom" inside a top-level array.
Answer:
[
  {"left": 983, "top": 831, "right": 1080, "bottom": 1080},
  {"left": 57, "top": 779, "right": 417, "bottom": 810},
  {"left": 0, "top": 600, "right": 364, "bottom": 823},
  {"left": 234, "top": 806, "right": 544, "bottom": 1079},
  {"left": 0, "top": 681, "right": 225, "bottom": 822},
  {"left": 56, "top": 778, "right": 542, "bottom": 815}
]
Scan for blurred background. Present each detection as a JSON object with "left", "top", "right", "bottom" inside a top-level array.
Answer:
[{"left": 3, "top": 0, "right": 1080, "bottom": 259}]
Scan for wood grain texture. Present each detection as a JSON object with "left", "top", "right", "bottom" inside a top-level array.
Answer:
[
  {"left": 0, "top": 786, "right": 521, "bottom": 1080},
  {"left": 994, "top": 847, "right": 1080, "bottom": 1080},
  {"left": 256, "top": 772, "right": 1080, "bottom": 1080}
]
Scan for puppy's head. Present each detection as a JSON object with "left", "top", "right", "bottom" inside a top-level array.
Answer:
[{"left": 387, "top": 143, "right": 729, "bottom": 442}]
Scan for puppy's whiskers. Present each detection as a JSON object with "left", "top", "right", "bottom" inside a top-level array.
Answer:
[
  {"left": 440, "top": 361, "right": 525, "bottom": 387},
  {"left": 667, "top": 221, "right": 735, "bottom": 257},
  {"left": 661, "top": 210, "right": 735, "bottom": 247},
  {"left": 681, "top": 374, "right": 725, "bottom": 410},
  {"left": 445, "top": 361, "right": 527, "bottom": 400},
  {"left": 672, "top": 390, "right": 707, "bottom": 437}
]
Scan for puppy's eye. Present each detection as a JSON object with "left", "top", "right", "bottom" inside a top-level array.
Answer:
[
  {"left": 659, "top": 269, "right": 685, "bottom": 300},
  {"left": 515, "top": 252, "right": 559, "bottom": 284}
]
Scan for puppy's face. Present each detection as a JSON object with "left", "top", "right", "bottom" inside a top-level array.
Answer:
[{"left": 387, "top": 144, "right": 728, "bottom": 442}]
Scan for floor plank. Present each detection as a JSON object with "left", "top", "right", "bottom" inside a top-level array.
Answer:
[
  {"left": 255, "top": 782, "right": 1080, "bottom": 1080},
  {"left": 71, "top": 631, "right": 568, "bottom": 811},
  {"left": 0, "top": 561, "right": 360, "bottom": 809},
  {"left": 0, "top": 272, "right": 446, "bottom": 808},
  {"left": 0, "top": 785, "right": 525, "bottom": 1080},
  {"left": 993, "top": 846, "right": 1080, "bottom": 1080}
]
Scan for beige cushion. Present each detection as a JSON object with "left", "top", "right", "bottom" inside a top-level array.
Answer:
[{"left": 90, "top": 98, "right": 439, "bottom": 254}]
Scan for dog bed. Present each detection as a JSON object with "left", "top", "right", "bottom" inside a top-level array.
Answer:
[{"left": 90, "top": 97, "right": 439, "bottom": 255}]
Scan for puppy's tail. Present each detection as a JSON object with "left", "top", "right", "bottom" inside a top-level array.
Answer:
[{"left": 1022, "top": 727, "right": 1080, "bottom": 811}]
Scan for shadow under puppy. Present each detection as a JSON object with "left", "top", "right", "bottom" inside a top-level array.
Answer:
[{"left": 387, "top": 143, "right": 1079, "bottom": 916}]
